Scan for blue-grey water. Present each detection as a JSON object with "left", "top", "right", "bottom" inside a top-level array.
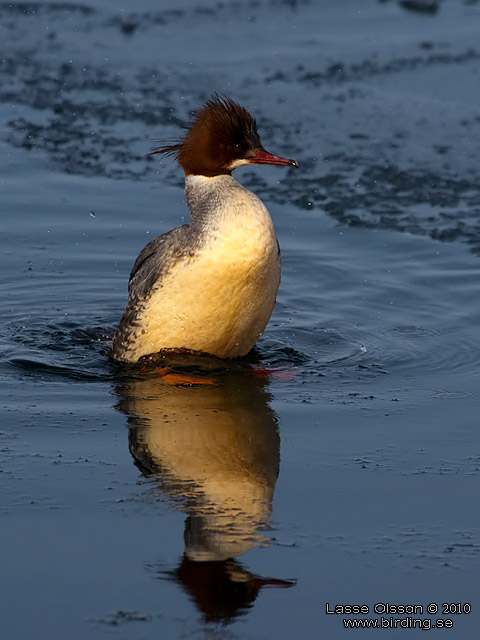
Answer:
[{"left": 1, "top": 0, "right": 480, "bottom": 638}]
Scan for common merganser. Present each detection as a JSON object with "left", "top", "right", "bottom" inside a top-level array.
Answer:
[{"left": 110, "top": 96, "right": 298, "bottom": 363}]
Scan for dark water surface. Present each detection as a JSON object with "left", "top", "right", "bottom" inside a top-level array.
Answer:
[{"left": 1, "top": 0, "right": 480, "bottom": 638}]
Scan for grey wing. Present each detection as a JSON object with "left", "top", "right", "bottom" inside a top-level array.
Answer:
[
  {"left": 110, "top": 224, "right": 192, "bottom": 360},
  {"left": 127, "top": 224, "right": 191, "bottom": 303}
]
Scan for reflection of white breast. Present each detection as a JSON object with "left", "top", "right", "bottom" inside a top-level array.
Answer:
[
  {"left": 129, "top": 175, "right": 281, "bottom": 360},
  {"left": 123, "top": 373, "right": 280, "bottom": 561}
]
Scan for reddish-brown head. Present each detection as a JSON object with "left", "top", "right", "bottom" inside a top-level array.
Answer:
[{"left": 148, "top": 95, "right": 298, "bottom": 177}]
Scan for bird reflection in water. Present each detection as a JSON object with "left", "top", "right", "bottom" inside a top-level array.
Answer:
[{"left": 115, "top": 353, "right": 296, "bottom": 625}]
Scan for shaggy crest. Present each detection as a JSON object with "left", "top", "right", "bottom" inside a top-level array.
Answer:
[{"left": 148, "top": 95, "right": 263, "bottom": 176}]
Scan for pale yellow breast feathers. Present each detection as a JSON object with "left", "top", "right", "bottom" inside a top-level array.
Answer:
[{"left": 128, "top": 175, "right": 281, "bottom": 360}]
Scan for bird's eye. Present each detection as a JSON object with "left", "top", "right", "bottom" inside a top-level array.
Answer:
[{"left": 234, "top": 143, "right": 240, "bottom": 149}]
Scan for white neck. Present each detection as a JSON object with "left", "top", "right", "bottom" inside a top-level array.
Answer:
[{"left": 185, "top": 174, "right": 273, "bottom": 231}]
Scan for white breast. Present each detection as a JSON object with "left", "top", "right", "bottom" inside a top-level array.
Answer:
[{"left": 120, "top": 175, "right": 281, "bottom": 361}]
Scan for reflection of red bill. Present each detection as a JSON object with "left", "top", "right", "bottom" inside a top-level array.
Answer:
[
  {"left": 250, "top": 365, "right": 297, "bottom": 382},
  {"left": 252, "top": 576, "right": 297, "bottom": 589}
]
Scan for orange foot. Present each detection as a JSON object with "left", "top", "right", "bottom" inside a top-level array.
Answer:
[
  {"left": 250, "top": 365, "right": 296, "bottom": 381},
  {"left": 140, "top": 365, "right": 216, "bottom": 386}
]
